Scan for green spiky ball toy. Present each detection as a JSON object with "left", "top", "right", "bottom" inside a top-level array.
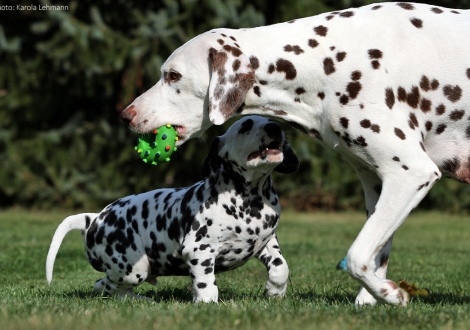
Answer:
[{"left": 135, "top": 124, "right": 178, "bottom": 165}]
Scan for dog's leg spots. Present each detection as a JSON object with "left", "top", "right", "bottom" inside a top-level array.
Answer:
[
  {"left": 256, "top": 234, "right": 288, "bottom": 297},
  {"left": 187, "top": 256, "right": 218, "bottom": 303}
]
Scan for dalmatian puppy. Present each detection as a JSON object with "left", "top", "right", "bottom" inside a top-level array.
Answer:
[
  {"left": 46, "top": 116, "right": 298, "bottom": 302},
  {"left": 120, "top": 3, "right": 470, "bottom": 306}
]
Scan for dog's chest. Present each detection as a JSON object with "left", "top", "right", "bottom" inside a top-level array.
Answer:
[{"left": 193, "top": 193, "right": 280, "bottom": 272}]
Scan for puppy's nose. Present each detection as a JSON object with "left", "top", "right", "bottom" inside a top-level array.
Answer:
[
  {"left": 121, "top": 105, "right": 136, "bottom": 125},
  {"left": 264, "top": 122, "right": 283, "bottom": 141}
]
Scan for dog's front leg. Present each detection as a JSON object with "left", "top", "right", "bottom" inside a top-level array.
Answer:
[
  {"left": 186, "top": 255, "right": 218, "bottom": 303},
  {"left": 347, "top": 161, "right": 440, "bottom": 306},
  {"left": 256, "top": 234, "right": 289, "bottom": 297},
  {"left": 351, "top": 165, "right": 394, "bottom": 306}
]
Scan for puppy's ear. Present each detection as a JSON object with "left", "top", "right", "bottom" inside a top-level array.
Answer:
[
  {"left": 201, "top": 137, "right": 223, "bottom": 179},
  {"left": 207, "top": 47, "right": 255, "bottom": 125},
  {"left": 274, "top": 139, "right": 299, "bottom": 174}
]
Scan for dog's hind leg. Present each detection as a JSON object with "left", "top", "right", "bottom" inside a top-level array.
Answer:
[
  {"left": 94, "top": 257, "right": 153, "bottom": 301},
  {"left": 256, "top": 234, "right": 289, "bottom": 297}
]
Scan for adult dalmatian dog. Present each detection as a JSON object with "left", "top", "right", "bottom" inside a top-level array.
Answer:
[
  {"left": 120, "top": 2, "right": 470, "bottom": 306},
  {"left": 46, "top": 116, "right": 298, "bottom": 302}
]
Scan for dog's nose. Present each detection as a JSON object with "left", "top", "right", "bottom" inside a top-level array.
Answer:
[
  {"left": 264, "top": 122, "right": 283, "bottom": 141},
  {"left": 121, "top": 105, "right": 136, "bottom": 125}
]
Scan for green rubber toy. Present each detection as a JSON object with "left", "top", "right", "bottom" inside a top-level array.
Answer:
[{"left": 135, "top": 124, "right": 178, "bottom": 165}]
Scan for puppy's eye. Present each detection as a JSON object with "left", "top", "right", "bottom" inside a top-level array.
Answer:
[{"left": 164, "top": 70, "right": 182, "bottom": 83}]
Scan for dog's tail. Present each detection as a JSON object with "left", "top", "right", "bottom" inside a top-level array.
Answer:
[{"left": 46, "top": 213, "right": 97, "bottom": 285}]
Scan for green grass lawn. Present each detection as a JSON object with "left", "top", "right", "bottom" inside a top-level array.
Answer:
[{"left": 1, "top": 209, "right": 470, "bottom": 330}]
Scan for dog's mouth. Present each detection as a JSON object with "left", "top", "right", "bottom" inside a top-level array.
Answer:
[
  {"left": 173, "top": 125, "right": 185, "bottom": 144},
  {"left": 247, "top": 140, "right": 282, "bottom": 161}
]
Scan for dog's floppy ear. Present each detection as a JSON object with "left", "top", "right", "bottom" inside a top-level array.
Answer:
[
  {"left": 208, "top": 47, "right": 255, "bottom": 125},
  {"left": 274, "top": 139, "right": 299, "bottom": 174},
  {"left": 201, "top": 137, "right": 223, "bottom": 179}
]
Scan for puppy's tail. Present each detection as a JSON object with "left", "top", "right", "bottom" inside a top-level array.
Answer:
[{"left": 46, "top": 213, "right": 97, "bottom": 285}]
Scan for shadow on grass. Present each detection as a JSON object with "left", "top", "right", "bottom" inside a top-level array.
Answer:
[{"left": 410, "top": 292, "right": 470, "bottom": 305}]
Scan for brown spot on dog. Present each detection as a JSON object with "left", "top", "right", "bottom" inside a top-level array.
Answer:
[
  {"left": 368, "top": 49, "right": 383, "bottom": 59},
  {"left": 336, "top": 52, "right": 347, "bottom": 62},
  {"left": 351, "top": 71, "right": 362, "bottom": 81},
  {"left": 443, "top": 85, "right": 462, "bottom": 102},
  {"left": 249, "top": 56, "right": 259, "bottom": 70},
  {"left": 420, "top": 98, "right": 432, "bottom": 113},
  {"left": 362, "top": 265, "right": 367, "bottom": 272},
  {"left": 371, "top": 60, "right": 380, "bottom": 69},
  {"left": 420, "top": 75, "right": 430, "bottom": 91},
  {"left": 395, "top": 128, "right": 406, "bottom": 140},
  {"left": 397, "top": 87, "right": 407, "bottom": 102},
  {"left": 276, "top": 59, "right": 297, "bottom": 80},
  {"left": 209, "top": 48, "right": 228, "bottom": 74},
  {"left": 371, "top": 124, "right": 380, "bottom": 133},
  {"left": 409, "top": 113, "right": 419, "bottom": 127},
  {"left": 443, "top": 158, "right": 459, "bottom": 173},
  {"left": 425, "top": 121, "right": 433, "bottom": 131},
  {"left": 449, "top": 109, "right": 465, "bottom": 121},
  {"left": 230, "top": 36, "right": 237, "bottom": 41},
  {"left": 467, "top": 68, "right": 470, "bottom": 80},
  {"left": 232, "top": 59, "right": 241, "bottom": 72},
  {"left": 217, "top": 39, "right": 224, "bottom": 45},
  {"left": 380, "top": 288, "right": 389, "bottom": 297},
  {"left": 318, "top": 92, "right": 325, "bottom": 100},
  {"left": 339, "top": 95, "right": 349, "bottom": 105},
  {"left": 435, "top": 124, "right": 447, "bottom": 134},
  {"left": 393, "top": 156, "right": 400, "bottom": 161},
  {"left": 230, "top": 47, "right": 242, "bottom": 57},
  {"left": 410, "top": 18, "right": 423, "bottom": 28},
  {"left": 339, "top": 117, "right": 349, "bottom": 128},
  {"left": 323, "top": 57, "right": 336, "bottom": 75},
  {"left": 355, "top": 136, "right": 367, "bottom": 146},
  {"left": 407, "top": 86, "right": 420, "bottom": 109},
  {"left": 259, "top": 80, "right": 267, "bottom": 85},
  {"left": 308, "top": 39, "right": 319, "bottom": 48},
  {"left": 397, "top": 2, "right": 415, "bottom": 10},
  {"left": 314, "top": 25, "right": 328, "bottom": 37},
  {"left": 339, "top": 11, "right": 354, "bottom": 17},
  {"left": 295, "top": 87, "right": 306, "bottom": 95},
  {"left": 431, "top": 7, "right": 443, "bottom": 14},
  {"left": 436, "top": 104, "right": 446, "bottom": 115},
  {"left": 372, "top": 5, "right": 383, "bottom": 10},
  {"left": 431, "top": 79, "right": 440, "bottom": 90},
  {"left": 284, "top": 45, "right": 304, "bottom": 55},
  {"left": 347, "top": 81, "right": 361, "bottom": 99},
  {"left": 274, "top": 110, "right": 288, "bottom": 116},
  {"left": 253, "top": 86, "right": 261, "bottom": 97},
  {"left": 268, "top": 64, "right": 275, "bottom": 74},
  {"left": 385, "top": 88, "right": 395, "bottom": 109},
  {"left": 360, "top": 119, "right": 371, "bottom": 128}
]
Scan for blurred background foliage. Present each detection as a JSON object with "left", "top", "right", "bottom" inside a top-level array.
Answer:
[{"left": 1, "top": 0, "right": 470, "bottom": 211}]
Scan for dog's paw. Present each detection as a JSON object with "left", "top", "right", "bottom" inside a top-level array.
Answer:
[{"left": 354, "top": 287, "right": 377, "bottom": 306}]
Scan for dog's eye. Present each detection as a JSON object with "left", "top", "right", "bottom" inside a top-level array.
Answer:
[{"left": 164, "top": 70, "right": 182, "bottom": 83}]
